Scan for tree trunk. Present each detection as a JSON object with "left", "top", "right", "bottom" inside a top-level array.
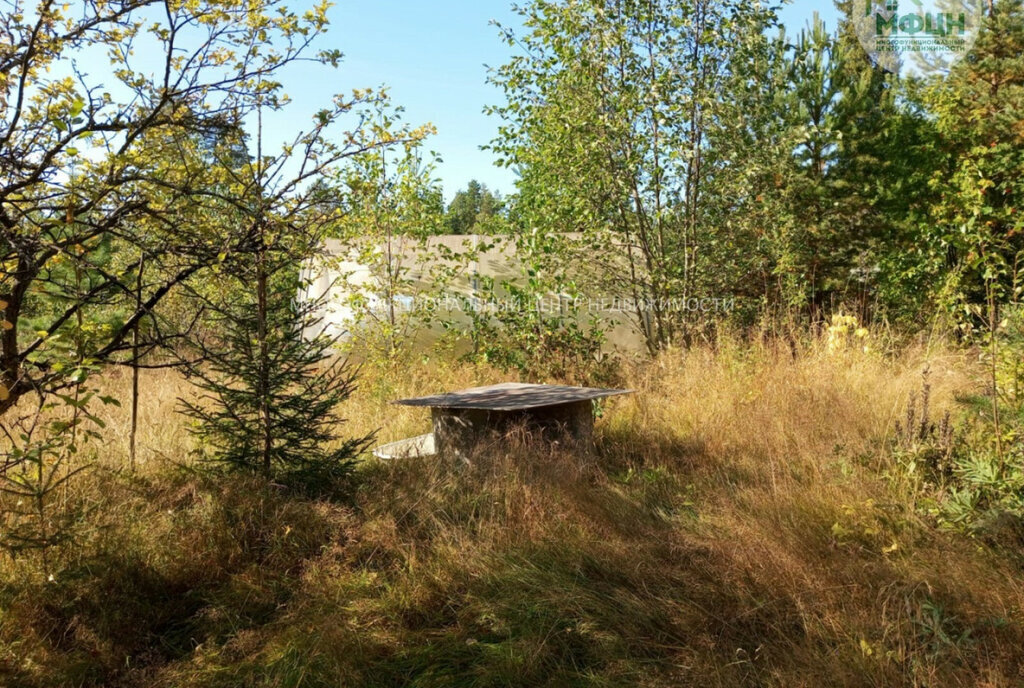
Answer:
[{"left": 257, "top": 247, "right": 272, "bottom": 475}]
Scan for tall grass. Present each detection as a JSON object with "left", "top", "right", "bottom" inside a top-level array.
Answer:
[{"left": 2, "top": 334, "right": 1022, "bottom": 687}]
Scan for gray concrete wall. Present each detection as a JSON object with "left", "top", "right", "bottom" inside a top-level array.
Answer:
[{"left": 299, "top": 234, "right": 644, "bottom": 352}]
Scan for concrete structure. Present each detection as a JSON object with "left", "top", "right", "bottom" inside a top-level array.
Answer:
[
  {"left": 372, "top": 433, "right": 436, "bottom": 460},
  {"left": 298, "top": 235, "right": 644, "bottom": 351},
  {"left": 393, "top": 382, "right": 633, "bottom": 462}
]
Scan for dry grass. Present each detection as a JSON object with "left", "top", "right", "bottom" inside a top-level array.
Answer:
[{"left": 2, "top": 335, "right": 1023, "bottom": 687}]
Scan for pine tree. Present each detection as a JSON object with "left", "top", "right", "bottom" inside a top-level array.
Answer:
[{"left": 745, "top": 5, "right": 937, "bottom": 323}]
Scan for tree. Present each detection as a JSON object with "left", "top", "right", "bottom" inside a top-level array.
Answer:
[
  {"left": 0, "top": 0, "right": 429, "bottom": 551},
  {"left": 445, "top": 180, "right": 505, "bottom": 234},
  {"left": 923, "top": 0, "right": 1024, "bottom": 316},
  {"left": 177, "top": 90, "right": 422, "bottom": 485},
  {"left": 919, "top": 0, "right": 1024, "bottom": 469},
  {"left": 327, "top": 128, "right": 449, "bottom": 359},
  {"left": 709, "top": 7, "right": 938, "bottom": 326},
  {"left": 0, "top": 0, "right": 344, "bottom": 415},
  {"left": 178, "top": 203, "right": 372, "bottom": 488},
  {"left": 824, "top": 1, "right": 939, "bottom": 323},
  {"left": 489, "top": 0, "right": 780, "bottom": 353},
  {"left": 457, "top": 229, "right": 615, "bottom": 385}
]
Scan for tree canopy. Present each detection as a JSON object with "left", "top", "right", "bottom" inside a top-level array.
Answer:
[{"left": 445, "top": 179, "right": 505, "bottom": 234}]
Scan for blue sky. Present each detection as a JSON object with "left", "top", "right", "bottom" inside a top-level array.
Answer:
[{"left": 277, "top": 1, "right": 844, "bottom": 202}]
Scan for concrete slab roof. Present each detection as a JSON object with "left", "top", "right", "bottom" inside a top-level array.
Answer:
[{"left": 393, "top": 382, "right": 633, "bottom": 412}]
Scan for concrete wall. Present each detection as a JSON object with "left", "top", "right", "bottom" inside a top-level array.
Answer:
[{"left": 299, "top": 235, "right": 644, "bottom": 351}]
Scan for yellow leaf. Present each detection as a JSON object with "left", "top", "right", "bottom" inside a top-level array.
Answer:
[
  {"left": 0, "top": 384, "right": 8, "bottom": 401},
  {"left": 1, "top": 320, "right": 12, "bottom": 330}
]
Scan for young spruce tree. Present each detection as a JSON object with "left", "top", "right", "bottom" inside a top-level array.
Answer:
[
  {"left": 178, "top": 94, "right": 423, "bottom": 491},
  {"left": 180, "top": 230, "right": 371, "bottom": 490}
]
